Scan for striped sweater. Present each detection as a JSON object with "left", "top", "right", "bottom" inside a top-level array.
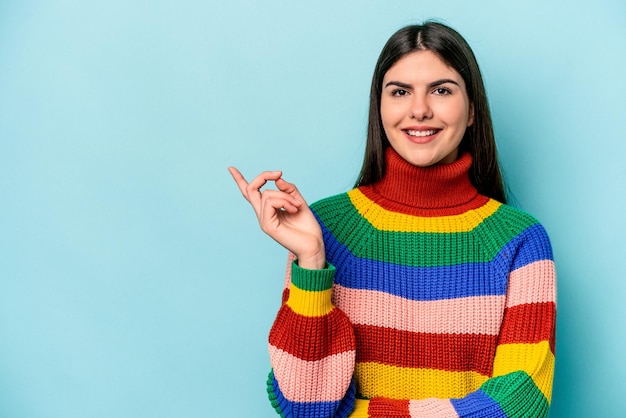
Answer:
[{"left": 267, "top": 148, "right": 556, "bottom": 418}]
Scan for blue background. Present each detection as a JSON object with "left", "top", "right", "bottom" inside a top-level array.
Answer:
[{"left": 1, "top": 1, "right": 625, "bottom": 417}]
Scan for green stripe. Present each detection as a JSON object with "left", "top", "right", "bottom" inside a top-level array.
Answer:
[
  {"left": 266, "top": 369, "right": 286, "bottom": 418},
  {"left": 290, "top": 261, "right": 336, "bottom": 292},
  {"left": 312, "top": 194, "right": 538, "bottom": 267},
  {"left": 481, "top": 371, "right": 549, "bottom": 417}
]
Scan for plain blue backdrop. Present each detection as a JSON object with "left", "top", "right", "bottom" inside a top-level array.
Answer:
[{"left": 1, "top": 1, "right": 625, "bottom": 417}]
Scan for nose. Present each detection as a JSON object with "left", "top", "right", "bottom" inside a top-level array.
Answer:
[{"left": 410, "top": 95, "right": 433, "bottom": 120}]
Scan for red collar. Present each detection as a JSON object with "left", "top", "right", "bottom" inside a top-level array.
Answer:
[{"left": 360, "top": 147, "right": 488, "bottom": 216}]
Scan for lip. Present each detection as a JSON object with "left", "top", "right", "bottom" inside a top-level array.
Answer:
[{"left": 401, "top": 126, "right": 441, "bottom": 144}]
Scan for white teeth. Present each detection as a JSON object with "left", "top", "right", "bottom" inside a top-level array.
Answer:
[{"left": 406, "top": 129, "right": 438, "bottom": 137}]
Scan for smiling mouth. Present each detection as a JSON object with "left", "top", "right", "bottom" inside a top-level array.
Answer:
[{"left": 405, "top": 129, "right": 440, "bottom": 137}]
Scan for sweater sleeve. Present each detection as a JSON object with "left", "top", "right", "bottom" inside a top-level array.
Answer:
[
  {"left": 267, "top": 257, "right": 357, "bottom": 418},
  {"left": 363, "top": 224, "right": 557, "bottom": 418}
]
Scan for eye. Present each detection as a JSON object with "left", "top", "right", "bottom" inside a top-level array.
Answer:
[
  {"left": 433, "top": 87, "right": 452, "bottom": 95},
  {"left": 391, "top": 89, "right": 409, "bottom": 97}
]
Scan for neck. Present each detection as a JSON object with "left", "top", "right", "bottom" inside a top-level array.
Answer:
[{"left": 362, "top": 147, "right": 485, "bottom": 215}]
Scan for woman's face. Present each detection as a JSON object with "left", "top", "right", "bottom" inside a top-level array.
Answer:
[{"left": 380, "top": 50, "right": 474, "bottom": 167}]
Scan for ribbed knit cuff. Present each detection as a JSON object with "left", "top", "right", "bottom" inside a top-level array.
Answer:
[
  {"left": 287, "top": 261, "right": 336, "bottom": 317},
  {"left": 291, "top": 260, "right": 336, "bottom": 291},
  {"left": 480, "top": 371, "right": 549, "bottom": 417}
]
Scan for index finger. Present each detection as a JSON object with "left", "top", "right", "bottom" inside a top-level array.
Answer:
[{"left": 228, "top": 166, "right": 250, "bottom": 199}]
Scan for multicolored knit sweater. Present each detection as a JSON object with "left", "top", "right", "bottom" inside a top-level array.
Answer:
[{"left": 267, "top": 148, "right": 556, "bottom": 418}]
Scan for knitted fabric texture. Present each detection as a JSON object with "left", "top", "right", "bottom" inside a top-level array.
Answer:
[{"left": 267, "top": 148, "right": 556, "bottom": 418}]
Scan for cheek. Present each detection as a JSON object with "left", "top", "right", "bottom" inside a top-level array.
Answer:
[
  {"left": 438, "top": 101, "right": 470, "bottom": 127},
  {"left": 380, "top": 100, "right": 402, "bottom": 127}
]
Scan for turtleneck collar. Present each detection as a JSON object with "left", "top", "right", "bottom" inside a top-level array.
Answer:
[{"left": 363, "top": 147, "right": 484, "bottom": 213}]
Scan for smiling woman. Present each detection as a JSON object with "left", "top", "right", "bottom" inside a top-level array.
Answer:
[{"left": 229, "top": 21, "right": 556, "bottom": 418}]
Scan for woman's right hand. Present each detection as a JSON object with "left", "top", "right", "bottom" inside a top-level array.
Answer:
[{"left": 228, "top": 167, "right": 326, "bottom": 270}]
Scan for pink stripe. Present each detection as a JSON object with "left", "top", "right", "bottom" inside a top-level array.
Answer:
[
  {"left": 333, "top": 285, "right": 505, "bottom": 335},
  {"left": 409, "top": 398, "right": 459, "bottom": 417},
  {"left": 283, "top": 252, "right": 297, "bottom": 290},
  {"left": 507, "top": 260, "right": 556, "bottom": 308},
  {"left": 268, "top": 344, "right": 355, "bottom": 403}
]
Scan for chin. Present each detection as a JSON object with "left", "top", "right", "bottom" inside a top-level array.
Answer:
[
  {"left": 412, "top": 150, "right": 459, "bottom": 167},
  {"left": 405, "top": 153, "right": 443, "bottom": 167}
]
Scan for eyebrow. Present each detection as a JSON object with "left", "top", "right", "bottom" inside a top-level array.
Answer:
[{"left": 384, "top": 79, "right": 461, "bottom": 89}]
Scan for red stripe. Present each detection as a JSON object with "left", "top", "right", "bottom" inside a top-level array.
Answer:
[
  {"left": 369, "top": 398, "right": 411, "bottom": 416},
  {"left": 269, "top": 305, "right": 355, "bottom": 361},
  {"left": 498, "top": 302, "right": 556, "bottom": 353},
  {"left": 359, "top": 185, "right": 489, "bottom": 217},
  {"left": 354, "top": 325, "right": 497, "bottom": 376}
]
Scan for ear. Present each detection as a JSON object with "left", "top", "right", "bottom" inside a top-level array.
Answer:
[{"left": 467, "top": 103, "right": 475, "bottom": 127}]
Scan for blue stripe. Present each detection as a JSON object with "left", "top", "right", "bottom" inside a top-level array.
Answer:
[
  {"left": 335, "top": 256, "right": 506, "bottom": 300},
  {"left": 268, "top": 370, "right": 356, "bottom": 418},
  {"left": 319, "top": 221, "right": 552, "bottom": 301},
  {"left": 450, "top": 388, "right": 507, "bottom": 417}
]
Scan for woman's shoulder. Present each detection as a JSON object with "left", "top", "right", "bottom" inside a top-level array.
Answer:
[
  {"left": 309, "top": 189, "right": 355, "bottom": 214},
  {"left": 483, "top": 200, "right": 555, "bottom": 270},
  {"left": 484, "top": 199, "right": 553, "bottom": 250},
  {"left": 490, "top": 200, "right": 546, "bottom": 229}
]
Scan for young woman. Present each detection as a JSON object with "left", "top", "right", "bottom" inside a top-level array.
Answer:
[{"left": 229, "top": 21, "right": 556, "bottom": 418}]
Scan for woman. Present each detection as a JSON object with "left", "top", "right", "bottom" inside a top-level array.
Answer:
[{"left": 229, "top": 21, "right": 556, "bottom": 418}]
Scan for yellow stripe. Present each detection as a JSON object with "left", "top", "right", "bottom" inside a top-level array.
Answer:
[
  {"left": 349, "top": 399, "right": 370, "bottom": 418},
  {"left": 286, "top": 284, "right": 334, "bottom": 317},
  {"left": 492, "top": 341, "right": 555, "bottom": 402},
  {"left": 355, "top": 362, "right": 488, "bottom": 400},
  {"left": 348, "top": 189, "right": 501, "bottom": 233}
]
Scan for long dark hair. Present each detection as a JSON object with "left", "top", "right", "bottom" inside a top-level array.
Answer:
[{"left": 355, "top": 21, "right": 507, "bottom": 203}]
